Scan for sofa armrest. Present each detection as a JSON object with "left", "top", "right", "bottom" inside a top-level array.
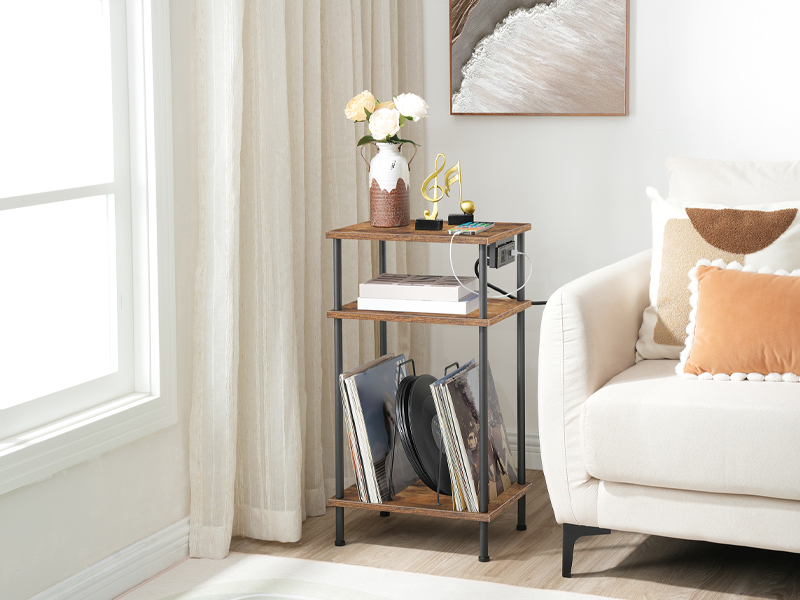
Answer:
[{"left": 538, "top": 249, "right": 651, "bottom": 526}]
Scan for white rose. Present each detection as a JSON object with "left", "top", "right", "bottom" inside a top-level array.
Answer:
[
  {"left": 368, "top": 107, "right": 401, "bottom": 140},
  {"left": 393, "top": 93, "right": 428, "bottom": 121}
]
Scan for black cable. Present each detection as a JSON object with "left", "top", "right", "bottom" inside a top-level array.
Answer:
[
  {"left": 473, "top": 259, "right": 516, "bottom": 299},
  {"left": 472, "top": 259, "right": 547, "bottom": 304}
]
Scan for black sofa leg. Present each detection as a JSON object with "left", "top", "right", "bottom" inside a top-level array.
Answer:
[{"left": 562, "top": 523, "right": 611, "bottom": 578}]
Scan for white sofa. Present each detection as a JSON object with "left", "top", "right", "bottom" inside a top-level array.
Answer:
[{"left": 538, "top": 249, "right": 800, "bottom": 577}]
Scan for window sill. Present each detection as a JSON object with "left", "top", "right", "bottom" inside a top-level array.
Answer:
[{"left": 0, "top": 390, "right": 177, "bottom": 495}]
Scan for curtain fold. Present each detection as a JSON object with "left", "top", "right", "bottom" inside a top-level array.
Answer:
[
  {"left": 190, "top": 0, "right": 427, "bottom": 559},
  {"left": 189, "top": 0, "right": 245, "bottom": 560}
]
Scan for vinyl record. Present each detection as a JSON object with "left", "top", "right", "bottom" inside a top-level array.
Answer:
[
  {"left": 407, "top": 375, "right": 452, "bottom": 497},
  {"left": 394, "top": 375, "right": 432, "bottom": 490}
]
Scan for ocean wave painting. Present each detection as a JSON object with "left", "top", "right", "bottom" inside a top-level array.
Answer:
[{"left": 450, "top": 0, "right": 628, "bottom": 115}]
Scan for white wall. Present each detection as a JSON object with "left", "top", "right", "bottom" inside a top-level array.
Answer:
[
  {"left": 423, "top": 0, "right": 800, "bottom": 444},
  {"left": 0, "top": 4, "right": 199, "bottom": 599}
]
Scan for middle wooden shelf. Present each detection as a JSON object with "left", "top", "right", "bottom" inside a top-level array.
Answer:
[{"left": 327, "top": 298, "right": 532, "bottom": 327}]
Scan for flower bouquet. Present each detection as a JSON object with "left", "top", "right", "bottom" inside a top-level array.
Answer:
[{"left": 344, "top": 90, "right": 428, "bottom": 227}]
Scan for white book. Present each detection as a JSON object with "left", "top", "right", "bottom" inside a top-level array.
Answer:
[
  {"left": 357, "top": 293, "right": 480, "bottom": 315},
  {"left": 359, "top": 273, "right": 477, "bottom": 302}
]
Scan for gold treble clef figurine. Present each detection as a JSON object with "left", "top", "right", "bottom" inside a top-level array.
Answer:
[{"left": 421, "top": 153, "right": 447, "bottom": 221}]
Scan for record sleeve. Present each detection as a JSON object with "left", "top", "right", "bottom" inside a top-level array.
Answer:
[
  {"left": 340, "top": 354, "right": 396, "bottom": 503},
  {"left": 430, "top": 381, "right": 466, "bottom": 511},
  {"left": 431, "top": 359, "right": 517, "bottom": 511},
  {"left": 347, "top": 355, "right": 419, "bottom": 501}
]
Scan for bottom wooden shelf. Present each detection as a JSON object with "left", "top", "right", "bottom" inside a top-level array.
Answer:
[{"left": 328, "top": 480, "right": 533, "bottom": 523}]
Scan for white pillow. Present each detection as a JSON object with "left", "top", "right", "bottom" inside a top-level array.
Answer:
[
  {"left": 636, "top": 187, "right": 800, "bottom": 361},
  {"left": 666, "top": 157, "right": 800, "bottom": 206}
]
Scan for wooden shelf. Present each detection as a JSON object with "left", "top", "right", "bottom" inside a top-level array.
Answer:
[
  {"left": 326, "top": 221, "right": 531, "bottom": 245},
  {"left": 328, "top": 298, "right": 531, "bottom": 327},
  {"left": 328, "top": 480, "right": 533, "bottom": 523}
]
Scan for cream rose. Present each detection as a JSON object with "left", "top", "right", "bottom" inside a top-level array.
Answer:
[
  {"left": 375, "top": 101, "right": 396, "bottom": 111},
  {"left": 344, "top": 90, "right": 376, "bottom": 122},
  {"left": 368, "top": 107, "right": 401, "bottom": 140},
  {"left": 393, "top": 93, "right": 428, "bottom": 121}
]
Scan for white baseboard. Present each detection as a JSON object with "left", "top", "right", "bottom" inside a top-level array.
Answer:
[
  {"left": 30, "top": 517, "right": 189, "bottom": 600},
  {"left": 506, "top": 432, "right": 542, "bottom": 471},
  {"left": 24, "top": 433, "right": 538, "bottom": 600}
]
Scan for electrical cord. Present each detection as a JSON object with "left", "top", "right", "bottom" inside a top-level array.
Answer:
[
  {"left": 448, "top": 229, "right": 537, "bottom": 300},
  {"left": 470, "top": 260, "right": 546, "bottom": 305},
  {"left": 472, "top": 260, "right": 517, "bottom": 300}
]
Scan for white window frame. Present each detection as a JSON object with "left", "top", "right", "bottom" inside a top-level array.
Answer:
[{"left": 0, "top": 0, "right": 177, "bottom": 496}]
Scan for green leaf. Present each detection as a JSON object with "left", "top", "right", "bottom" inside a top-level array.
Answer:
[
  {"left": 399, "top": 115, "right": 406, "bottom": 126},
  {"left": 394, "top": 137, "right": 419, "bottom": 146},
  {"left": 402, "top": 114, "right": 414, "bottom": 121},
  {"left": 364, "top": 108, "right": 373, "bottom": 121},
  {"left": 357, "top": 135, "right": 376, "bottom": 146}
]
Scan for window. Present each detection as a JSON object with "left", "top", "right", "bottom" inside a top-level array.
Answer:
[{"left": 0, "top": 0, "right": 176, "bottom": 495}]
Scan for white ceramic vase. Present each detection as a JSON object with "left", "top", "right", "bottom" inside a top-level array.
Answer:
[{"left": 368, "top": 143, "right": 411, "bottom": 228}]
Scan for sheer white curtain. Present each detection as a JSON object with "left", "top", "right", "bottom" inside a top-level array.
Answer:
[{"left": 190, "top": 0, "right": 427, "bottom": 559}]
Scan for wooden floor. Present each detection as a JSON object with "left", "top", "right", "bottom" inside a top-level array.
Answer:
[{"left": 231, "top": 470, "right": 800, "bottom": 600}]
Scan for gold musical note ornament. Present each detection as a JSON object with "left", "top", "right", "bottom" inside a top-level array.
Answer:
[
  {"left": 416, "top": 153, "right": 476, "bottom": 229},
  {"left": 443, "top": 160, "right": 475, "bottom": 216}
]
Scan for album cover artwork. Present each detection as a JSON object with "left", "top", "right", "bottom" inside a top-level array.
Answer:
[
  {"left": 445, "top": 361, "right": 517, "bottom": 502},
  {"left": 351, "top": 356, "right": 419, "bottom": 499}
]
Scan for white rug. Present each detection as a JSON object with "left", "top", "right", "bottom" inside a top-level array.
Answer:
[{"left": 119, "top": 553, "right": 608, "bottom": 600}]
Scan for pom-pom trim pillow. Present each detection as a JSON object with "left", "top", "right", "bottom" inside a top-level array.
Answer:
[{"left": 677, "top": 259, "right": 800, "bottom": 382}]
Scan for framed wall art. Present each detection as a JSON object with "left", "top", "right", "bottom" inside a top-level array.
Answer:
[{"left": 450, "top": 0, "right": 629, "bottom": 116}]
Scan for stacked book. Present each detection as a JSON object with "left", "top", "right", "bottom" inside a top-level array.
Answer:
[
  {"left": 357, "top": 274, "right": 479, "bottom": 315},
  {"left": 339, "top": 354, "right": 419, "bottom": 503},
  {"left": 429, "top": 360, "right": 517, "bottom": 512}
]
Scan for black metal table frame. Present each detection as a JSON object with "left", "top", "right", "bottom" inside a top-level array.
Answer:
[{"left": 332, "top": 233, "right": 527, "bottom": 561}]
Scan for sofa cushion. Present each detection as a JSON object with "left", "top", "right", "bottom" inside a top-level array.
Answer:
[
  {"left": 583, "top": 359, "right": 800, "bottom": 502},
  {"left": 666, "top": 157, "right": 800, "bottom": 206},
  {"left": 679, "top": 261, "right": 800, "bottom": 380},
  {"left": 635, "top": 188, "right": 800, "bottom": 361}
]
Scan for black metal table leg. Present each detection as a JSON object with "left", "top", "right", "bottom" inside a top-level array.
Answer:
[
  {"left": 334, "top": 239, "right": 345, "bottom": 546},
  {"left": 478, "top": 243, "right": 490, "bottom": 562},
  {"left": 379, "top": 240, "right": 387, "bottom": 356},
  {"left": 516, "top": 232, "right": 527, "bottom": 531},
  {"left": 479, "top": 522, "right": 489, "bottom": 562},
  {"left": 378, "top": 240, "right": 389, "bottom": 518}
]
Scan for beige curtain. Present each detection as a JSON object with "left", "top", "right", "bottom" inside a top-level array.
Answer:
[{"left": 190, "top": 0, "right": 428, "bottom": 559}]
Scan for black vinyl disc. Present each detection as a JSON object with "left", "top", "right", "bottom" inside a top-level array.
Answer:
[
  {"left": 407, "top": 375, "right": 452, "bottom": 496},
  {"left": 395, "top": 376, "right": 429, "bottom": 489}
]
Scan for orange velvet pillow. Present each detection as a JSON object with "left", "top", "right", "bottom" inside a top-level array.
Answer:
[{"left": 678, "top": 260, "right": 800, "bottom": 381}]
